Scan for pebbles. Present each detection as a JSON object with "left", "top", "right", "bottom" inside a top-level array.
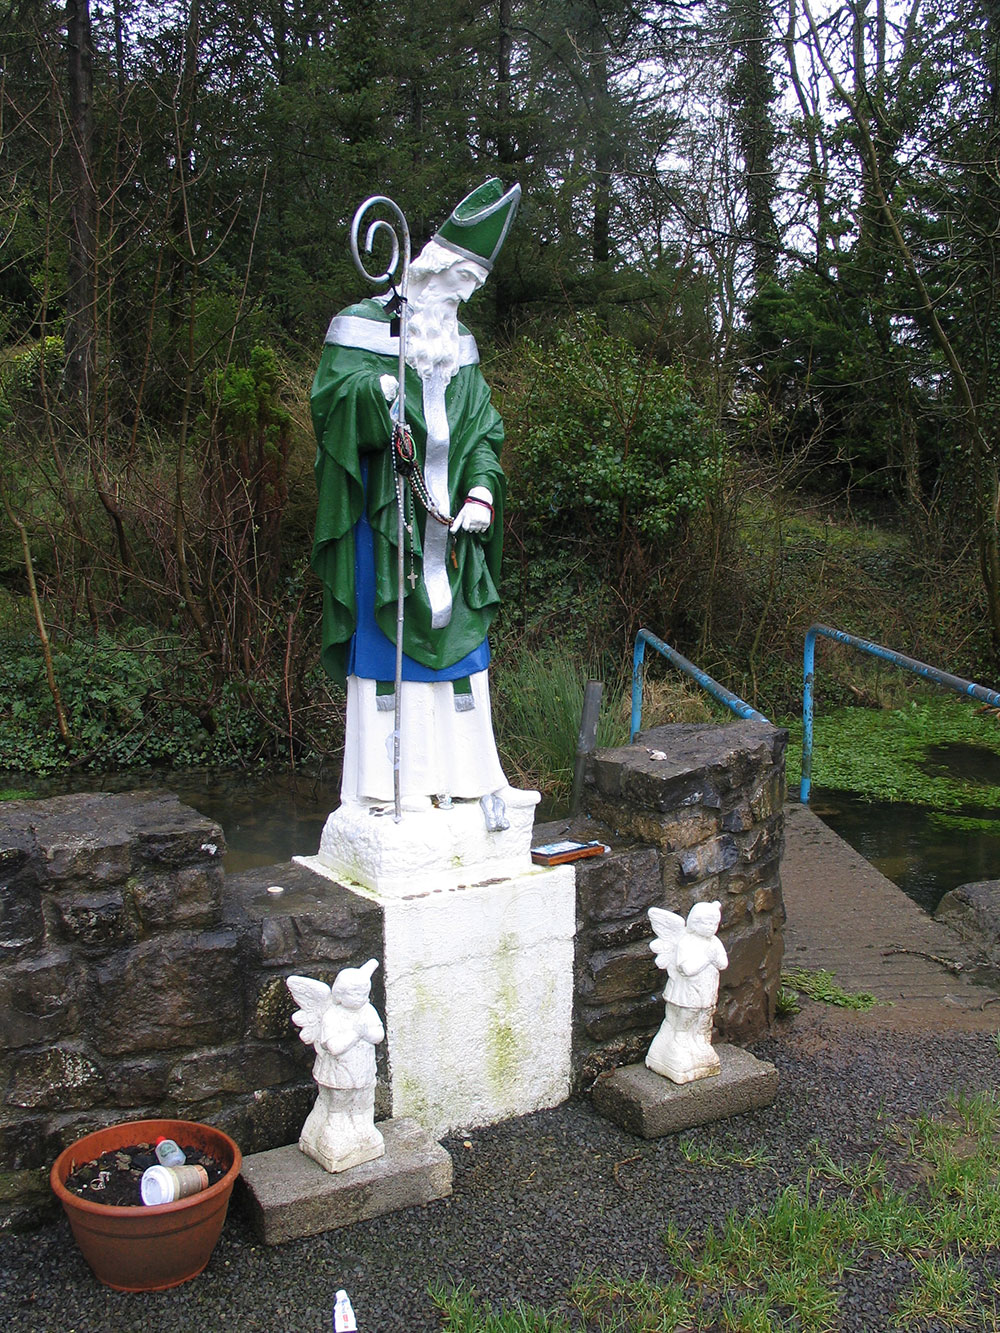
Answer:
[{"left": 3, "top": 1020, "right": 998, "bottom": 1331}]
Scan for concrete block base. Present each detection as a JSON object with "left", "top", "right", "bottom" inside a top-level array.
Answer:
[
  {"left": 591, "top": 1044, "right": 778, "bottom": 1138},
  {"left": 237, "top": 1118, "right": 452, "bottom": 1246},
  {"left": 297, "top": 794, "right": 539, "bottom": 897}
]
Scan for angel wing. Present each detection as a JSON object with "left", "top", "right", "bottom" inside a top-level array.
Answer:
[
  {"left": 285, "top": 974, "right": 333, "bottom": 1047},
  {"left": 647, "top": 907, "right": 685, "bottom": 970}
]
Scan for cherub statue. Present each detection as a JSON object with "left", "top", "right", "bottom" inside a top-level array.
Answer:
[
  {"left": 287, "top": 960, "right": 385, "bottom": 1173},
  {"left": 645, "top": 901, "right": 728, "bottom": 1085}
]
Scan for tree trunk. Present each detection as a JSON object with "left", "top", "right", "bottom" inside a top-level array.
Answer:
[
  {"left": 64, "top": 0, "right": 97, "bottom": 414},
  {"left": 497, "top": 0, "right": 514, "bottom": 167}
]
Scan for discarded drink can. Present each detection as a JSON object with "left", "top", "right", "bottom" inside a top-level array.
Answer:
[
  {"left": 333, "top": 1289, "right": 358, "bottom": 1331},
  {"left": 154, "top": 1137, "right": 186, "bottom": 1166},
  {"left": 140, "top": 1163, "right": 209, "bottom": 1205}
]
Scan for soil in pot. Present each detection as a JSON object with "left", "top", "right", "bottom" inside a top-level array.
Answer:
[{"left": 65, "top": 1142, "right": 226, "bottom": 1207}]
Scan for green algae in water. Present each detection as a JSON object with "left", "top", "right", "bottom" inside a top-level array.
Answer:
[
  {"left": 785, "top": 695, "right": 1000, "bottom": 912},
  {"left": 785, "top": 695, "right": 1000, "bottom": 810},
  {"left": 927, "top": 810, "right": 1000, "bottom": 836}
]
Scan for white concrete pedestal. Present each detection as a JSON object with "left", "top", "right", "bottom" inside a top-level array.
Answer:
[
  {"left": 380, "top": 861, "right": 575, "bottom": 1136},
  {"left": 297, "top": 796, "right": 540, "bottom": 898},
  {"left": 296, "top": 803, "right": 575, "bottom": 1138}
]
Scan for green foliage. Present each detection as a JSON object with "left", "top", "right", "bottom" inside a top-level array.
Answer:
[
  {"left": 0, "top": 633, "right": 333, "bottom": 774},
  {"left": 0, "top": 337, "right": 65, "bottom": 422},
  {"left": 780, "top": 967, "right": 879, "bottom": 1011},
  {"left": 746, "top": 271, "right": 925, "bottom": 493},
  {"left": 505, "top": 315, "right": 721, "bottom": 546},
  {"left": 498, "top": 316, "right": 724, "bottom": 652},
  {"left": 204, "top": 344, "right": 293, "bottom": 451},
  {"left": 773, "top": 985, "right": 802, "bottom": 1018},
  {"left": 491, "top": 653, "right": 628, "bottom": 811}
]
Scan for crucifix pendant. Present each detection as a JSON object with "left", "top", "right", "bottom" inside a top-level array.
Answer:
[{"left": 407, "top": 569, "right": 418, "bottom": 589}]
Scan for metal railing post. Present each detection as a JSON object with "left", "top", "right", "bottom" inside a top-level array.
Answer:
[
  {"left": 799, "top": 623, "right": 1000, "bottom": 803},
  {"left": 630, "top": 635, "right": 648, "bottom": 741},
  {"left": 630, "top": 628, "right": 769, "bottom": 739},
  {"left": 801, "top": 626, "right": 818, "bottom": 804}
]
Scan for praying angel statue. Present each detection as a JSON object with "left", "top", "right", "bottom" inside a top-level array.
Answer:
[
  {"left": 287, "top": 960, "right": 385, "bottom": 1173},
  {"left": 645, "top": 901, "right": 728, "bottom": 1085}
]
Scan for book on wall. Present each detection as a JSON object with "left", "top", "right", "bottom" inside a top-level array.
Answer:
[{"left": 530, "top": 839, "right": 609, "bottom": 866}]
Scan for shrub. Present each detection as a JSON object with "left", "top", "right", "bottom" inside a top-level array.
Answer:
[{"left": 497, "top": 315, "right": 725, "bottom": 655}]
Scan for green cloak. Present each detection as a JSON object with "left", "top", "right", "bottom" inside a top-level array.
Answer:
[{"left": 310, "top": 300, "right": 506, "bottom": 687}]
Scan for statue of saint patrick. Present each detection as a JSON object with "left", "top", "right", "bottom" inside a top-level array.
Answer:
[{"left": 311, "top": 179, "right": 535, "bottom": 828}]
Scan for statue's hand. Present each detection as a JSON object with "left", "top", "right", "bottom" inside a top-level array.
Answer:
[
  {"left": 379, "top": 374, "right": 399, "bottom": 403},
  {"left": 450, "top": 486, "right": 494, "bottom": 534}
]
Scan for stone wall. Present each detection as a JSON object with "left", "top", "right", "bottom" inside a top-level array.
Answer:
[
  {"left": 0, "top": 792, "right": 382, "bottom": 1231},
  {"left": 0, "top": 720, "right": 785, "bottom": 1230},
  {"left": 569, "top": 719, "right": 787, "bottom": 1087}
]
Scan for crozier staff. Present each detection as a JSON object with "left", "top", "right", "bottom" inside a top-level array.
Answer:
[{"left": 311, "top": 179, "right": 534, "bottom": 828}]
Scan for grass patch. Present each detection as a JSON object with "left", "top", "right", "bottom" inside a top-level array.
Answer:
[
  {"left": 678, "top": 1138, "right": 777, "bottom": 1173},
  {"left": 781, "top": 967, "right": 879, "bottom": 1011},
  {"left": 492, "top": 654, "right": 629, "bottom": 810},
  {"left": 430, "top": 1284, "right": 571, "bottom": 1332},
  {"left": 774, "top": 984, "right": 802, "bottom": 1017},
  {"left": 433, "top": 1090, "right": 1000, "bottom": 1331}
]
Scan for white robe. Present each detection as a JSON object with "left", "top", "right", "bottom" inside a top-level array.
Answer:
[{"left": 340, "top": 670, "right": 508, "bottom": 804}]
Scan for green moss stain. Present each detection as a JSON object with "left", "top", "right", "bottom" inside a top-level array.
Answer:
[
  {"left": 486, "top": 932, "right": 523, "bottom": 1100},
  {"left": 253, "top": 976, "right": 293, "bottom": 1038},
  {"left": 0, "top": 1168, "right": 48, "bottom": 1206},
  {"left": 486, "top": 1015, "right": 519, "bottom": 1094},
  {"left": 395, "top": 1070, "right": 432, "bottom": 1125}
]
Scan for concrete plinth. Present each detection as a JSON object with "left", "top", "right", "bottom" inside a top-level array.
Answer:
[
  {"left": 297, "top": 795, "right": 539, "bottom": 897},
  {"left": 383, "top": 862, "right": 576, "bottom": 1136},
  {"left": 591, "top": 1044, "right": 778, "bottom": 1138},
  {"left": 238, "top": 1118, "right": 452, "bottom": 1246}
]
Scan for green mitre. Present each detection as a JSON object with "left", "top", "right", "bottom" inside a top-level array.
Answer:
[{"left": 433, "top": 179, "right": 521, "bottom": 272}]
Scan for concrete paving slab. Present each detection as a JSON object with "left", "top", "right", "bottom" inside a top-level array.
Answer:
[
  {"left": 237, "top": 1118, "right": 452, "bottom": 1246},
  {"left": 591, "top": 1044, "right": 779, "bottom": 1138},
  {"left": 782, "top": 803, "right": 999, "bottom": 1028}
]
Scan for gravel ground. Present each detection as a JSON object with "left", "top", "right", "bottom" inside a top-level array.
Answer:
[{"left": 3, "top": 1009, "right": 999, "bottom": 1333}]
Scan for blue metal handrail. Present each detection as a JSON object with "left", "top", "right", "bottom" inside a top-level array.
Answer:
[
  {"left": 801, "top": 623, "right": 1000, "bottom": 802},
  {"left": 631, "top": 628, "right": 770, "bottom": 741}
]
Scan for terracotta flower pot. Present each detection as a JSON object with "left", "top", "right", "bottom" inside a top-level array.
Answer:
[{"left": 50, "top": 1117, "right": 242, "bottom": 1292}]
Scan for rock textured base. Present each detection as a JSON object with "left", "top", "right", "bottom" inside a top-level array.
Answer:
[
  {"left": 591, "top": 1045, "right": 778, "bottom": 1137},
  {"left": 238, "top": 1118, "right": 452, "bottom": 1246},
  {"left": 299, "top": 795, "right": 540, "bottom": 897},
  {"left": 935, "top": 880, "right": 1000, "bottom": 966}
]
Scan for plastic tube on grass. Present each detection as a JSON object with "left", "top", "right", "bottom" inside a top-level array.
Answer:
[
  {"left": 333, "top": 1290, "right": 357, "bottom": 1331},
  {"left": 140, "top": 1163, "right": 209, "bottom": 1205}
]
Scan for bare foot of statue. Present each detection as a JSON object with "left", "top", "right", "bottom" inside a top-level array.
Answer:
[{"left": 480, "top": 792, "right": 510, "bottom": 832}]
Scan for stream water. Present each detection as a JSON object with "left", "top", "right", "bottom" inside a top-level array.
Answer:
[
  {"left": 808, "top": 790, "right": 1000, "bottom": 915},
  {"left": 6, "top": 743, "right": 999, "bottom": 910}
]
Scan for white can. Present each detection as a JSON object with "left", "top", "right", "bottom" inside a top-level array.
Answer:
[
  {"left": 154, "top": 1137, "right": 186, "bottom": 1167},
  {"left": 140, "top": 1163, "right": 209, "bottom": 1205}
]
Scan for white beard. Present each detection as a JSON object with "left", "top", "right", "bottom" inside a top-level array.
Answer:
[{"left": 406, "top": 296, "right": 460, "bottom": 384}]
